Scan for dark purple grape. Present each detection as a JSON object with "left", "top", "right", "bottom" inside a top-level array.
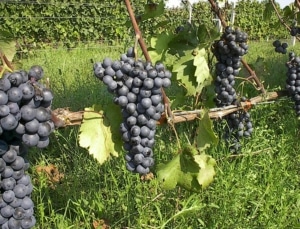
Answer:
[
  {"left": 136, "top": 165, "right": 149, "bottom": 174},
  {"left": 2, "top": 166, "right": 13, "bottom": 178},
  {"left": 130, "top": 125, "right": 141, "bottom": 137},
  {"left": 28, "top": 65, "right": 44, "bottom": 81},
  {"left": 142, "top": 157, "right": 154, "bottom": 167},
  {"left": 143, "top": 78, "right": 154, "bottom": 89},
  {"left": 0, "top": 105, "right": 10, "bottom": 117},
  {"left": 1, "top": 205, "right": 14, "bottom": 218},
  {"left": 22, "top": 134, "right": 39, "bottom": 147},
  {"left": 126, "top": 162, "right": 136, "bottom": 172},
  {"left": 8, "top": 216, "right": 22, "bottom": 228},
  {"left": 21, "top": 196, "right": 34, "bottom": 210},
  {"left": 42, "top": 88, "right": 53, "bottom": 102},
  {"left": 37, "top": 136, "right": 50, "bottom": 148},
  {"left": 8, "top": 72, "right": 23, "bottom": 86},
  {"left": 19, "top": 82, "right": 35, "bottom": 100},
  {"left": 1, "top": 177, "right": 16, "bottom": 190},
  {"left": 2, "top": 190, "right": 15, "bottom": 203},
  {"left": 1, "top": 114, "right": 18, "bottom": 130},
  {"left": 13, "top": 207, "right": 25, "bottom": 220},
  {"left": 13, "top": 184, "right": 27, "bottom": 198},
  {"left": 0, "top": 78, "right": 11, "bottom": 91},
  {"left": 9, "top": 198, "right": 22, "bottom": 208},
  {"left": 2, "top": 149, "right": 17, "bottom": 163},
  {"left": 12, "top": 170, "right": 24, "bottom": 180},
  {"left": 37, "top": 122, "right": 52, "bottom": 137},
  {"left": 0, "top": 91, "right": 9, "bottom": 105},
  {"left": 21, "top": 216, "right": 36, "bottom": 229},
  {"left": 25, "top": 119, "right": 39, "bottom": 134},
  {"left": 7, "top": 87, "right": 23, "bottom": 102},
  {"left": 11, "top": 156, "right": 25, "bottom": 171},
  {"left": 140, "top": 126, "right": 150, "bottom": 138},
  {"left": 141, "top": 98, "right": 152, "bottom": 109},
  {"left": 7, "top": 102, "right": 19, "bottom": 114},
  {"left": 134, "top": 153, "right": 144, "bottom": 164},
  {"left": 20, "top": 105, "right": 36, "bottom": 121}
]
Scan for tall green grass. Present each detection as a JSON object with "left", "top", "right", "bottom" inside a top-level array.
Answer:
[{"left": 19, "top": 41, "right": 300, "bottom": 229}]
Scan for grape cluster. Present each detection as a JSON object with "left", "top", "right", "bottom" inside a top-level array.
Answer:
[
  {"left": 226, "top": 108, "right": 253, "bottom": 152},
  {"left": 290, "top": 26, "right": 300, "bottom": 36},
  {"left": 212, "top": 26, "right": 253, "bottom": 153},
  {"left": 0, "top": 65, "right": 55, "bottom": 228},
  {"left": 286, "top": 52, "right": 300, "bottom": 116},
  {"left": 0, "top": 140, "right": 35, "bottom": 229},
  {"left": 272, "top": 40, "right": 288, "bottom": 54},
  {"left": 212, "top": 26, "right": 248, "bottom": 107},
  {"left": 93, "top": 48, "right": 171, "bottom": 174},
  {"left": 0, "top": 66, "right": 54, "bottom": 148}
]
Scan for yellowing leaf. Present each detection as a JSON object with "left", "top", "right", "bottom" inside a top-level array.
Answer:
[
  {"left": 194, "top": 154, "right": 216, "bottom": 188},
  {"left": 79, "top": 105, "right": 118, "bottom": 164}
]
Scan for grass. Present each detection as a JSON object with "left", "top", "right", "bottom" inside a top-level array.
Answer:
[{"left": 18, "top": 41, "right": 300, "bottom": 229}]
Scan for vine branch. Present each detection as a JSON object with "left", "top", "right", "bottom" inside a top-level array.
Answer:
[{"left": 52, "top": 90, "right": 289, "bottom": 128}]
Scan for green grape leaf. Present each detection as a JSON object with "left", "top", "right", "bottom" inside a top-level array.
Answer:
[
  {"left": 156, "top": 154, "right": 181, "bottom": 190},
  {"left": 195, "top": 110, "right": 218, "bottom": 151},
  {"left": 283, "top": 5, "right": 294, "bottom": 19},
  {"left": 173, "top": 52, "right": 198, "bottom": 96},
  {"left": 197, "top": 24, "right": 220, "bottom": 44},
  {"left": 157, "top": 145, "right": 216, "bottom": 191},
  {"left": 0, "top": 30, "right": 16, "bottom": 62},
  {"left": 150, "top": 33, "right": 173, "bottom": 53},
  {"left": 148, "top": 33, "right": 175, "bottom": 63},
  {"left": 79, "top": 104, "right": 120, "bottom": 164},
  {"left": 139, "top": 1, "right": 165, "bottom": 21},
  {"left": 194, "top": 154, "right": 216, "bottom": 188},
  {"left": 194, "top": 48, "right": 213, "bottom": 94},
  {"left": 173, "top": 48, "right": 212, "bottom": 96},
  {"left": 263, "top": 2, "right": 274, "bottom": 21}
]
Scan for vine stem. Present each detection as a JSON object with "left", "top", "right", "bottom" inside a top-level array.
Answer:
[
  {"left": 53, "top": 90, "right": 288, "bottom": 127},
  {"left": 123, "top": 0, "right": 151, "bottom": 62},
  {"left": 207, "top": 0, "right": 266, "bottom": 94}
]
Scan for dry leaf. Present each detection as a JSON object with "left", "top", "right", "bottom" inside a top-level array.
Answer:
[
  {"left": 36, "top": 164, "right": 64, "bottom": 188},
  {"left": 93, "top": 219, "right": 110, "bottom": 229}
]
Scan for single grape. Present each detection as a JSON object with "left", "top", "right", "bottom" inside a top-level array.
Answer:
[
  {"left": 28, "top": 65, "right": 44, "bottom": 81},
  {"left": 8, "top": 216, "right": 22, "bottom": 228},
  {"left": 21, "top": 196, "right": 34, "bottom": 210},
  {"left": 22, "top": 134, "right": 39, "bottom": 147},
  {"left": 1, "top": 205, "right": 14, "bottom": 218},
  {"left": 25, "top": 118, "right": 40, "bottom": 134},
  {"left": 21, "top": 216, "right": 36, "bottom": 229},
  {"left": 13, "top": 184, "right": 27, "bottom": 198},
  {"left": 20, "top": 105, "right": 36, "bottom": 121},
  {"left": 11, "top": 156, "right": 25, "bottom": 171},
  {"left": 0, "top": 91, "right": 9, "bottom": 105},
  {"left": 0, "top": 78, "right": 11, "bottom": 91},
  {"left": 2, "top": 149, "right": 17, "bottom": 163},
  {"left": 35, "top": 107, "right": 51, "bottom": 122},
  {"left": 3, "top": 190, "right": 15, "bottom": 203}
]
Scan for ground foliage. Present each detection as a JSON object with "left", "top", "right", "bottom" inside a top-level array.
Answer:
[{"left": 0, "top": 0, "right": 289, "bottom": 51}]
